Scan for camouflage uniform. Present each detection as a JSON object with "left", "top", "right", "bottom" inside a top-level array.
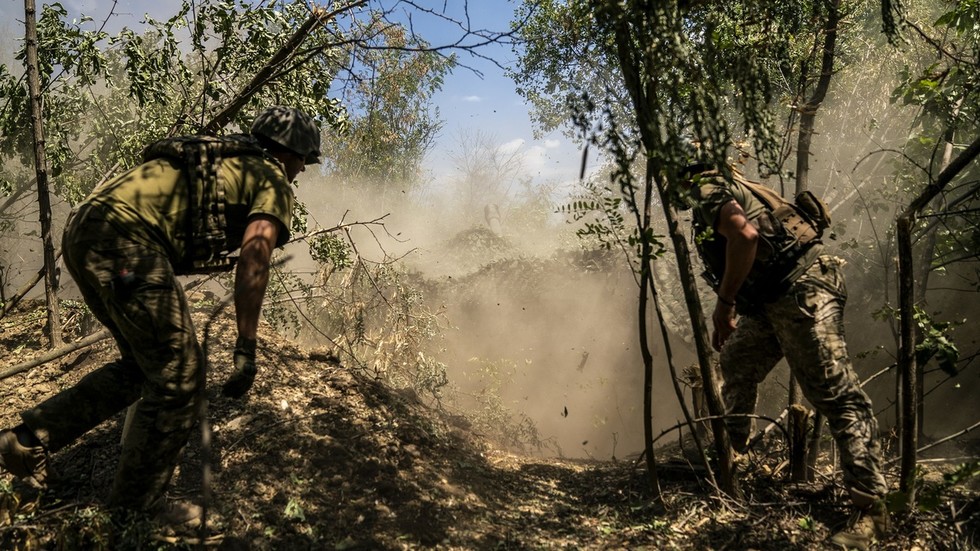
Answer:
[
  {"left": 19, "top": 146, "right": 294, "bottom": 513},
  {"left": 720, "top": 255, "right": 887, "bottom": 498},
  {"left": 691, "top": 170, "right": 887, "bottom": 500}
]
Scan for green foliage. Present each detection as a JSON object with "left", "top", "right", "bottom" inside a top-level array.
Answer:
[
  {"left": 310, "top": 232, "right": 353, "bottom": 270},
  {"left": 514, "top": 0, "right": 820, "bottom": 177},
  {"left": 871, "top": 305, "right": 962, "bottom": 376},
  {"left": 889, "top": 1, "right": 979, "bottom": 186},
  {"left": 557, "top": 176, "right": 629, "bottom": 253},
  {"left": 510, "top": 0, "right": 624, "bottom": 138},
  {"left": 913, "top": 307, "right": 962, "bottom": 377},
  {"left": 918, "top": 461, "right": 980, "bottom": 511},
  {"left": 0, "top": 3, "right": 110, "bottom": 202},
  {"left": 323, "top": 22, "right": 453, "bottom": 191}
]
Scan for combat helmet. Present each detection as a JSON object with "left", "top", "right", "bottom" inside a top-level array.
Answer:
[{"left": 250, "top": 106, "right": 322, "bottom": 164}]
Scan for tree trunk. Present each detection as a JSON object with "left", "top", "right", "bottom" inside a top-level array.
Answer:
[
  {"left": 657, "top": 184, "right": 736, "bottom": 496},
  {"left": 637, "top": 168, "right": 663, "bottom": 501},
  {"left": 911, "top": 123, "right": 959, "bottom": 442},
  {"left": 601, "top": 1, "right": 736, "bottom": 497},
  {"left": 896, "top": 215, "right": 917, "bottom": 503},
  {"left": 24, "top": 0, "right": 62, "bottom": 348},
  {"left": 789, "top": 0, "right": 840, "bottom": 482},
  {"left": 895, "top": 132, "right": 980, "bottom": 508}
]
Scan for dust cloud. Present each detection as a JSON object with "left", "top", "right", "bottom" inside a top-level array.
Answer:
[
  {"left": 294, "top": 171, "right": 693, "bottom": 459},
  {"left": 4, "top": 47, "right": 978, "bottom": 461}
]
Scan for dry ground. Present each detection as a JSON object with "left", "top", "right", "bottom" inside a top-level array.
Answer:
[{"left": 0, "top": 300, "right": 977, "bottom": 550}]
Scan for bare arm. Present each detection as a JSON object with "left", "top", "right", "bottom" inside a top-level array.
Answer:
[
  {"left": 234, "top": 214, "right": 280, "bottom": 340},
  {"left": 711, "top": 199, "right": 758, "bottom": 350}
]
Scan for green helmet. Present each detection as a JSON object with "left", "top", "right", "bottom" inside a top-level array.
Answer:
[{"left": 250, "top": 106, "right": 321, "bottom": 164}]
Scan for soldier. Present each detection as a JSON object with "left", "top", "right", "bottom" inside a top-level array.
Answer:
[
  {"left": 677, "top": 163, "right": 889, "bottom": 550},
  {"left": 0, "top": 106, "right": 320, "bottom": 526}
]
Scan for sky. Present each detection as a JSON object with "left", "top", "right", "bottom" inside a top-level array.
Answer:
[{"left": 0, "top": 0, "right": 583, "bottom": 190}]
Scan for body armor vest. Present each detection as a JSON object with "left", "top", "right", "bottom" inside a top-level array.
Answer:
[
  {"left": 693, "top": 170, "right": 827, "bottom": 304},
  {"left": 142, "top": 134, "right": 272, "bottom": 274}
]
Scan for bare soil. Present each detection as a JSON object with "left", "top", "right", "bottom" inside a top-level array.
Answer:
[{"left": 0, "top": 300, "right": 977, "bottom": 550}]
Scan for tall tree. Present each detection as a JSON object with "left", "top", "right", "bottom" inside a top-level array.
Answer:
[
  {"left": 23, "top": 0, "right": 62, "bottom": 348},
  {"left": 516, "top": 0, "right": 834, "bottom": 496},
  {"left": 324, "top": 23, "right": 453, "bottom": 198},
  {"left": 885, "top": 0, "right": 980, "bottom": 506}
]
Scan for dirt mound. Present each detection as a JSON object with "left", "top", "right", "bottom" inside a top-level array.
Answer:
[{"left": 1, "top": 301, "right": 977, "bottom": 550}]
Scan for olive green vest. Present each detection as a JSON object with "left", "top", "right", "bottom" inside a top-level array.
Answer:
[{"left": 692, "top": 170, "right": 823, "bottom": 305}]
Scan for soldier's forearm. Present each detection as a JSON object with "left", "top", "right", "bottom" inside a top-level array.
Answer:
[
  {"left": 234, "top": 216, "right": 279, "bottom": 339},
  {"left": 234, "top": 254, "right": 269, "bottom": 340}
]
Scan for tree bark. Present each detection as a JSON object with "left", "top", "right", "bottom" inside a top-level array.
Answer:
[
  {"left": 790, "top": 0, "right": 840, "bottom": 482},
  {"left": 0, "top": 329, "right": 110, "bottom": 381},
  {"left": 896, "top": 132, "right": 980, "bottom": 507},
  {"left": 24, "top": 0, "right": 63, "bottom": 348},
  {"left": 896, "top": 215, "right": 917, "bottom": 503},
  {"left": 637, "top": 162, "right": 663, "bottom": 501}
]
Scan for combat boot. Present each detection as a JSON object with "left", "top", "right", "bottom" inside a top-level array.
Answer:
[
  {"left": 829, "top": 489, "right": 889, "bottom": 550},
  {"left": 0, "top": 428, "right": 50, "bottom": 485},
  {"left": 155, "top": 501, "right": 204, "bottom": 530}
]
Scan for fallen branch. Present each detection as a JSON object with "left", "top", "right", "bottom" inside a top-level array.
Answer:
[
  {"left": 885, "top": 420, "right": 980, "bottom": 467},
  {"left": 652, "top": 413, "right": 792, "bottom": 449},
  {"left": 0, "top": 328, "right": 110, "bottom": 381}
]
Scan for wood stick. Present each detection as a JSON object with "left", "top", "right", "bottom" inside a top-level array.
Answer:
[{"left": 0, "top": 328, "right": 110, "bottom": 381}]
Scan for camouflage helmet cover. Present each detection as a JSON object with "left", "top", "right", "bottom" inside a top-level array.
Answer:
[{"left": 250, "top": 106, "right": 322, "bottom": 164}]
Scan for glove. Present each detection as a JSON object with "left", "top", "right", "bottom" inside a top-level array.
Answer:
[{"left": 222, "top": 336, "right": 257, "bottom": 398}]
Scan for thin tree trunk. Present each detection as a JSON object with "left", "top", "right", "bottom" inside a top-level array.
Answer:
[
  {"left": 795, "top": 0, "right": 839, "bottom": 193},
  {"left": 601, "top": 2, "right": 736, "bottom": 497},
  {"left": 638, "top": 163, "right": 662, "bottom": 501},
  {"left": 656, "top": 183, "right": 736, "bottom": 495},
  {"left": 24, "top": 0, "right": 62, "bottom": 348},
  {"left": 789, "top": 0, "right": 840, "bottom": 482},
  {"left": 896, "top": 132, "right": 980, "bottom": 507},
  {"left": 897, "top": 216, "right": 917, "bottom": 502},
  {"left": 912, "top": 119, "right": 959, "bottom": 441}
]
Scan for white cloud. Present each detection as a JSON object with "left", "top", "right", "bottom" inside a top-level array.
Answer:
[
  {"left": 524, "top": 145, "right": 549, "bottom": 173},
  {"left": 543, "top": 139, "right": 560, "bottom": 149},
  {"left": 461, "top": 95, "right": 482, "bottom": 103},
  {"left": 498, "top": 138, "right": 525, "bottom": 155}
]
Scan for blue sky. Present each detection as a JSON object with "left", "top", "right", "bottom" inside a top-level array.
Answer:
[{"left": 0, "top": 0, "right": 582, "bottom": 189}]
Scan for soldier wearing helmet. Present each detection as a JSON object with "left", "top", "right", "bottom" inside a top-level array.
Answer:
[{"left": 0, "top": 106, "right": 321, "bottom": 527}]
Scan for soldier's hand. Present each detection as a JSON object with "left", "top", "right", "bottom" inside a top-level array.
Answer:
[
  {"left": 223, "top": 336, "right": 257, "bottom": 398},
  {"left": 711, "top": 302, "right": 737, "bottom": 351}
]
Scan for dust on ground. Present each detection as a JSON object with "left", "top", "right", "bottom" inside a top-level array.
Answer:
[{"left": 0, "top": 300, "right": 977, "bottom": 550}]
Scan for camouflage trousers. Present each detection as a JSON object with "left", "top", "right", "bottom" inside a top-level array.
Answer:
[
  {"left": 721, "top": 255, "right": 888, "bottom": 499},
  {"left": 21, "top": 202, "right": 202, "bottom": 512}
]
